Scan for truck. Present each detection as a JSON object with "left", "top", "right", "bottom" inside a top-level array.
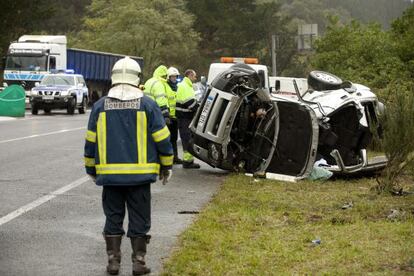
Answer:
[
  {"left": 189, "top": 57, "right": 387, "bottom": 179},
  {"left": 2, "top": 35, "right": 143, "bottom": 103}
]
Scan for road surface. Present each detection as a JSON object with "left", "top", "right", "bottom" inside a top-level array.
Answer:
[{"left": 0, "top": 110, "right": 225, "bottom": 275}]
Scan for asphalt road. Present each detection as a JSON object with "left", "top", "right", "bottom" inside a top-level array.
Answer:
[{"left": 0, "top": 110, "right": 225, "bottom": 276}]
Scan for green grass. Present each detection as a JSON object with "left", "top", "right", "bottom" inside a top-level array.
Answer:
[{"left": 162, "top": 174, "right": 414, "bottom": 275}]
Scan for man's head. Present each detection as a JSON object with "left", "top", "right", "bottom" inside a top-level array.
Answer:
[
  {"left": 185, "top": 69, "right": 197, "bottom": 83},
  {"left": 167, "top": 67, "right": 180, "bottom": 83},
  {"left": 111, "top": 56, "right": 141, "bottom": 87}
]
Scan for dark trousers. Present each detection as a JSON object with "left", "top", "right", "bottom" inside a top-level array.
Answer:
[
  {"left": 102, "top": 184, "right": 151, "bottom": 237},
  {"left": 168, "top": 118, "right": 179, "bottom": 157},
  {"left": 178, "top": 117, "right": 192, "bottom": 152}
]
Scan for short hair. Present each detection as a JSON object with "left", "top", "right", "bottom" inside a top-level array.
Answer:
[{"left": 184, "top": 69, "right": 196, "bottom": 77}]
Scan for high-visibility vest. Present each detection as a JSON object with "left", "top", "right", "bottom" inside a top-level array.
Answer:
[{"left": 176, "top": 77, "right": 198, "bottom": 119}]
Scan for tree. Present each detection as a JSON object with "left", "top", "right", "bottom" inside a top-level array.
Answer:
[
  {"left": 71, "top": 0, "right": 200, "bottom": 78},
  {"left": 187, "top": 0, "right": 290, "bottom": 75},
  {"left": 391, "top": 5, "right": 414, "bottom": 80},
  {"left": 310, "top": 17, "right": 404, "bottom": 92},
  {"left": 0, "top": 0, "right": 54, "bottom": 60}
]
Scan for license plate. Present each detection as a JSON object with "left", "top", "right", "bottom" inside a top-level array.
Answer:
[
  {"left": 198, "top": 96, "right": 214, "bottom": 128},
  {"left": 42, "top": 95, "right": 54, "bottom": 100}
]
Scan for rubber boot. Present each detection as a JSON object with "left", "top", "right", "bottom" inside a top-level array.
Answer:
[
  {"left": 130, "top": 236, "right": 151, "bottom": 275},
  {"left": 104, "top": 234, "right": 122, "bottom": 275},
  {"left": 182, "top": 160, "right": 200, "bottom": 169}
]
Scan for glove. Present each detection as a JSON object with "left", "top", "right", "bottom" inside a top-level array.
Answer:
[
  {"left": 164, "top": 116, "right": 171, "bottom": 126},
  {"left": 159, "top": 168, "right": 172, "bottom": 185}
]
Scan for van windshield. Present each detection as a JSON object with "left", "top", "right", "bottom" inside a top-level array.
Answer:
[
  {"left": 5, "top": 55, "right": 48, "bottom": 71},
  {"left": 41, "top": 75, "right": 75, "bottom": 86}
]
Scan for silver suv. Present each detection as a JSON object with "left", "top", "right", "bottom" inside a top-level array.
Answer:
[{"left": 30, "top": 73, "right": 88, "bottom": 115}]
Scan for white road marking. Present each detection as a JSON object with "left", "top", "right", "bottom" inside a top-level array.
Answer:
[
  {"left": 0, "top": 127, "right": 86, "bottom": 144},
  {"left": 0, "top": 176, "right": 90, "bottom": 226}
]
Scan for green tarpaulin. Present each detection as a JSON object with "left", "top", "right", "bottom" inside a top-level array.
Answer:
[{"left": 0, "top": 85, "right": 26, "bottom": 117}]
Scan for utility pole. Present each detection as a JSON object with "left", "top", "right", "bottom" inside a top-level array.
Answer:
[{"left": 271, "top": 34, "right": 277, "bottom": 77}]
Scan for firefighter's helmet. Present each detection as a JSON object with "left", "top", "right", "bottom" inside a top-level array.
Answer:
[
  {"left": 167, "top": 66, "right": 180, "bottom": 78},
  {"left": 111, "top": 56, "right": 141, "bottom": 87}
]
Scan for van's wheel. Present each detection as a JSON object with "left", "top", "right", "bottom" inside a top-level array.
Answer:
[
  {"left": 78, "top": 97, "right": 87, "bottom": 114},
  {"left": 44, "top": 107, "right": 51, "bottom": 114},
  {"left": 31, "top": 104, "right": 39, "bottom": 115},
  {"left": 308, "top": 71, "right": 343, "bottom": 91},
  {"left": 67, "top": 97, "right": 76, "bottom": 115}
]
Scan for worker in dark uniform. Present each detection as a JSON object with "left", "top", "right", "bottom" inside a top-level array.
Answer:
[
  {"left": 176, "top": 69, "right": 200, "bottom": 169},
  {"left": 84, "top": 57, "right": 173, "bottom": 275}
]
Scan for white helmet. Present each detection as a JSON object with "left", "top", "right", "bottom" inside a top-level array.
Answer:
[
  {"left": 167, "top": 66, "right": 180, "bottom": 78},
  {"left": 111, "top": 56, "right": 141, "bottom": 87}
]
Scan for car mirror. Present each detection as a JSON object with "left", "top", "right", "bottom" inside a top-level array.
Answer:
[
  {"left": 34, "top": 82, "right": 40, "bottom": 87},
  {"left": 275, "top": 80, "right": 281, "bottom": 91},
  {"left": 200, "top": 76, "right": 207, "bottom": 86}
]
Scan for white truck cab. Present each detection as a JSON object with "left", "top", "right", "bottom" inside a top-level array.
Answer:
[
  {"left": 207, "top": 57, "right": 270, "bottom": 89},
  {"left": 3, "top": 35, "right": 67, "bottom": 101}
]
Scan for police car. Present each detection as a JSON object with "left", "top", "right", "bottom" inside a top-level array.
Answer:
[{"left": 30, "top": 71, "right": 88, "bottom": 115}]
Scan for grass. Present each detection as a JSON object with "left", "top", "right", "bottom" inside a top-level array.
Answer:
[{"left": 162, "top": 174, "right": 414, "bottom": 275}]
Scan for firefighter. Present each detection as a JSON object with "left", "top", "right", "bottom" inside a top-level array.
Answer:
[
  {"left": 84, "top": 57, "right": 173, "bottom": 275},
  {"left": 176, "top": 69, "right": 200, "bottom": 169},
  {"left": 143, "top": 65, "right": 170, "bottom": 124},
  {"left": 166, "top": 66, "right": 183, "bottom": 164}
]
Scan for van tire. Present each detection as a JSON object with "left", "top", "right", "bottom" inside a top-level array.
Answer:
[{"left": 308, "top": 71, "right": 342, "bottom": 91}]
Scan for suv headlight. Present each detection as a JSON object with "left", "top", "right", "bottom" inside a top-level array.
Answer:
[
  {"left": 31, "top": 90, "right": 39, "bottom": 96},
  {"left": 61, "top": 90, "right": 70, "bottom": 96}
]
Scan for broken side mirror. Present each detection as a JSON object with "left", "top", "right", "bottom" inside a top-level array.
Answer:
[{"left": 258, "top": 70, "right": 266, "bottom": 88}]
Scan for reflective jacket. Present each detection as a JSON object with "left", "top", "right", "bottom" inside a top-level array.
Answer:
[
  {"left": 84, "top": 92, "right": 173, "bottom": 186},
  {"left": 166, "top": 82, "right": 177, "bottom": 119},
  {"left": 144, "top": 65, "right": 169, "bottom": 117},
  {"left": 176, "top": 77, "right": 199, "bottom": 119}
]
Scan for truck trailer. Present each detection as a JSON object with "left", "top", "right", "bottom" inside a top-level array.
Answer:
[{"left": 2, "top": 35, "right": 143, "bottom": 102}]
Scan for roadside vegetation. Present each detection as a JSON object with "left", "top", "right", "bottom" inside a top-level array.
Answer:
[{"left": 162, "top": 174, "right": 414, "bottom": 275}]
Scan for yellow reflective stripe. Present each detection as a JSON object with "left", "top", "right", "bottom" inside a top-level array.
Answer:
[
  {"left": 137, "top": 111, "right": 147, "bottom": 164},
  {"left": 96, "top": 163, "right": 160, "bottom": 174},
  {"left": 85, "top": 130, "right": 96, "bottom": 143},
  {"left": 97, "top": 112, "right": 107, "bottom": 164},
  {"left": 152, "top": 126, "right": 170, "bottom": 142},
  {"left": 84, "top": 157, "right": 95, "bottom": 167},
  {"left": 160, "top": 155, "right": 174, "bottom": 166}
]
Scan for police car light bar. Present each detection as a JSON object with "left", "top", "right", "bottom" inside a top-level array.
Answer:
[{"left": 50, "top": 69, "right": 75, "bottom": 74}]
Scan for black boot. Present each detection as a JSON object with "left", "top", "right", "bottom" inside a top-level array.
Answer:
[
  {"left": 183, "top": 161, "right": 200, "bottom": 169},
  {"left": 104, "top": 234, "right": 122, "bottom": 275},
  {"left": 130, "top": 236, "right": 151, "bottom": 275},
  {"left": 173, "top": 156, "right": 183, "bottom": 164}
]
